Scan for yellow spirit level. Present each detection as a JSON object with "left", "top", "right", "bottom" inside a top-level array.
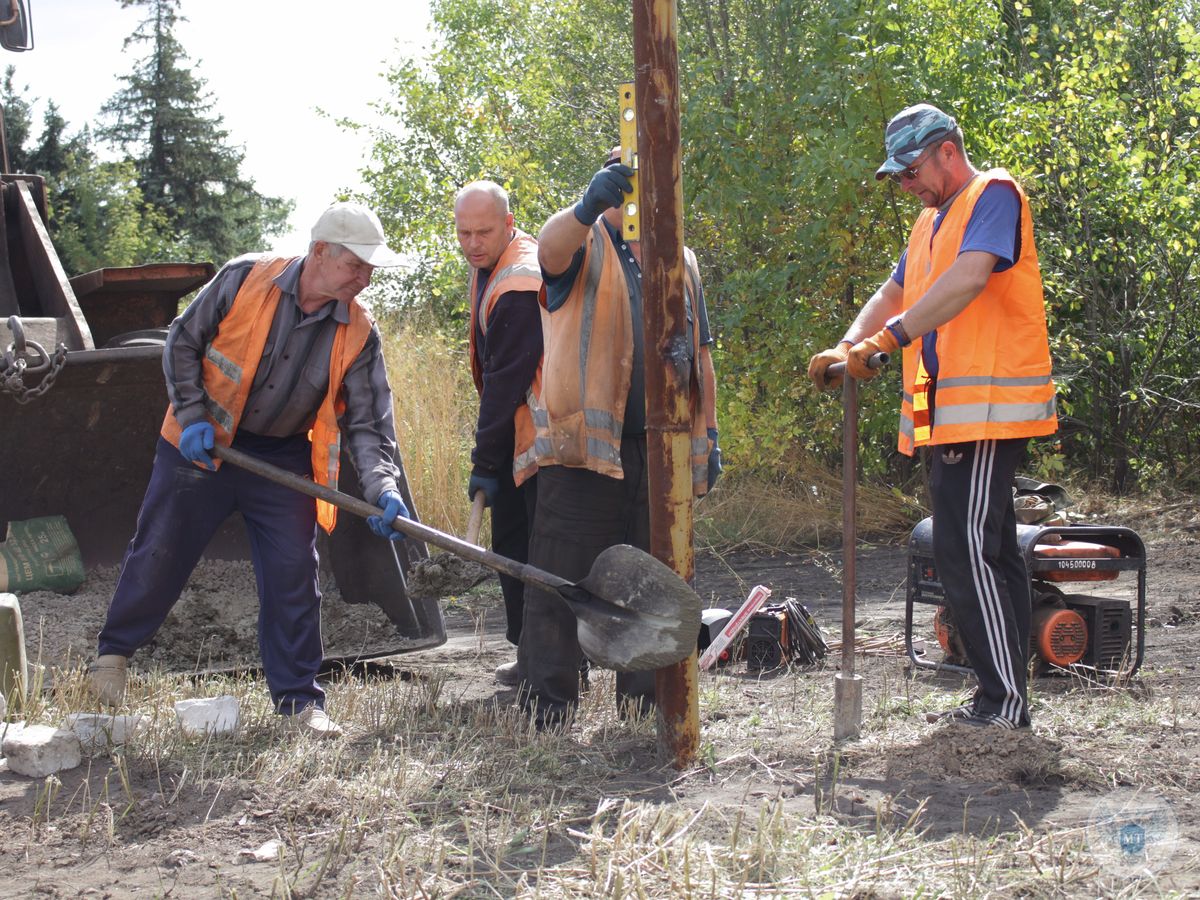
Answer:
[{"left": 618, "top": 81, "right": 639, "bottom": 241}]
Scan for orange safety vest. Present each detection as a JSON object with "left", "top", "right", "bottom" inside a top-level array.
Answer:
[
  {"left": 898, "top": 170, "right": 1057, "bottom": 455},
  {"left": 533, "top": 222, "right": 712, "bottom": 496},
  {"left": 161, "top": 255, "right": 374, "bottom": 532},
  {"left": 467, "top": 229, "right": 545, "bottom": 486}
]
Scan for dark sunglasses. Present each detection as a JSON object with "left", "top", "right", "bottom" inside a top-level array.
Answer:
[{"left": 888, "top": 148, "right": 940, "bottom": 184}]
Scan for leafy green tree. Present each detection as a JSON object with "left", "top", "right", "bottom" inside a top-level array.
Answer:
[
  {"left": 976, "top": 0, "right": 1200, "bottom": 489},
  {"left": 360, "top": 0, "right": 1200, "bottom": 493},
  {"left": 97, "top": 0, "right": 291, "bottom": 264},
  {"left": 351, "top": 0, "right": 631, "bottom": 323},
  {"left": 0, "top": 74, "right": 170, "bottom": 274},
  {"left": 51, "top": 155, "right": 177, "bottom": 273}
]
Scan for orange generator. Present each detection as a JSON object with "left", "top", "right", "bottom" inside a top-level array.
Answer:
[{"left": 906, "top": 519, "right": 1146, "bottom": 678}]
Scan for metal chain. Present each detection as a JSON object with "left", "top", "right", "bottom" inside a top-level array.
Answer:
[{"left": 2, "top": 316, "right": 69, "bottom": 404}]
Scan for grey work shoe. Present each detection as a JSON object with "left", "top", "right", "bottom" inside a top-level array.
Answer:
[
  {"left": 924, "top": 702, "right": 975, "bottom": 724},
  {"left": 952, "top": 711, "right": 1027, "bottom": 730},
  {"left": 494, "top": 660, "right": 520, "bottom": 686},
  {"left": 88, "top": 655, "right": 128, "bottom": 707},
  {"left": 286, "top": 706, "right": 344, "bottom": 739}
]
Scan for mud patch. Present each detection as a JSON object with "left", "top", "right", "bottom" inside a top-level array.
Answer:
[
  {"left": 406, "top": 551, "right": 491, "bottom": 599},
  {"left": 853, "top": 724, "right": 1067, "bottom": 785},
  {"left": 15, "top": 558, "right": 411, "bottom": 674}
]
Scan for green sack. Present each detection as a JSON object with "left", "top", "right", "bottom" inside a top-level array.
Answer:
[{"left": 0, "top": 516, "right": 85, "bottom": 594}]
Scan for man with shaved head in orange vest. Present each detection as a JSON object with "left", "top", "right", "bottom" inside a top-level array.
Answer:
[
  {"left": 454, "top": 180, "right": 544, "bottom": 685},
  {"left": 810, "top": 105, "right": 1057, "bottom": 729}
]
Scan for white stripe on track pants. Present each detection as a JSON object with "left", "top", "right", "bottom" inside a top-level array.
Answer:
[{"left": 929, "top": 438, "right": 1032, "bottom": 728}]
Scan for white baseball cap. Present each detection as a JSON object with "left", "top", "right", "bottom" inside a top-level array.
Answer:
[{"left": 310, "top": 202, "right": 403, "bottom": 267}]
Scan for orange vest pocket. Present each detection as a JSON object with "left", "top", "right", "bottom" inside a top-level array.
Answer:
[{"left": 545, "top": 410, "right": 588, "bottom": 466}]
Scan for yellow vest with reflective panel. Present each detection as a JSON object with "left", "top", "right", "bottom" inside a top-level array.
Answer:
[
  {"left": 467, "top": 230, "right": 545, "bottom": 487},
  {"left": 533, "top": 222, "right": 711, "bottom": 496}
]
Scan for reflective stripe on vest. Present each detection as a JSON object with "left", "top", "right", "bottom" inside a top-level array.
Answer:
[
  {"left": 535, "top": 223, "right": 711, "bottom": 495},
  {"left": 161, "top": 255, "right": 374, "bottom": 532},
  {"left": 897, "top": 169, "right": 1057, "bottom": 454},
  {"left": 467, "top": 230, "right": 544, "bottom": 486},
  {"left": 691, "top": 434, "right": 710, "bottom": 493},
  {"left": 309, "top": 298, "right": 373, "bottom": 531},
  {"left": 479, "top": 264, "right": 543, "bottom": 332}
]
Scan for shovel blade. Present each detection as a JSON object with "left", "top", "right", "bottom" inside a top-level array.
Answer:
[{"left": 570, "top": 544, "right": 702, "bottom": 672}]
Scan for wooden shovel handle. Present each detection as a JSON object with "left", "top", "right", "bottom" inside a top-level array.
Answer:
[
  {"left": 211, "top": 444, "right": 570, "bottom": 594},
  {"left": 466, "top": 492, "right": 486, "bottom": 546}
]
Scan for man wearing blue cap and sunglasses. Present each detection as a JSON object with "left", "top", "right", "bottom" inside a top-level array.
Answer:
[{"left": 809, "top": 104, "right": 1057, "bottom": 730}]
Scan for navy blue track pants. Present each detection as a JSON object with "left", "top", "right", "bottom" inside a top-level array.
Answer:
[{"left": 98, "top": 432, "right": 325, "bottom": 712}]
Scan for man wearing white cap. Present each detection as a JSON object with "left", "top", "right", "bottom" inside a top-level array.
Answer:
[{"left": 88, "top": 202, "right": 411, "bottom": 738}]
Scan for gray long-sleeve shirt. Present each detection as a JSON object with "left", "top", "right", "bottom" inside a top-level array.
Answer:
[{"left": 164, "top": 253, "right": 401, "bottom": 504}]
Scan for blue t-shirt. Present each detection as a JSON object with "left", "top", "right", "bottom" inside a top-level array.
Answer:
[{"left": 891, "top": 181, "right": 1021, "bottom": 379}]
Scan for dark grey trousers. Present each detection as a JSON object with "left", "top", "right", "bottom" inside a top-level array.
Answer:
[
  {"left": 517, "top": 435, "right": 655, "bottom": 724},
  {"left": 490, "top": 470, "right": 537, "bottom": 645}
]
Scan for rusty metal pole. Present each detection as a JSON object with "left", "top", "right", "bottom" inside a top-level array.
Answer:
[
  {"left": 632, "top": 0, "right": 699, "bottom": 768},
  {"left": 833, "top": 370, "right": 863, "bottom": 741}
]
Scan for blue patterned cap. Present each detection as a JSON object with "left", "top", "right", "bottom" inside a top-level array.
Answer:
[{"left": 875, "top": 104, "right": 958, "bottom": 180}]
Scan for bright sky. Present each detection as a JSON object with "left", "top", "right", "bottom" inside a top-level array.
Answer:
[{"left": 5, "top": 0, "right": 434, "bottom": 256}]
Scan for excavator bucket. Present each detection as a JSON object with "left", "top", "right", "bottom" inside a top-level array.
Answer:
[{"left": 0, "top": 174, "right": 445, "bottom": 665}]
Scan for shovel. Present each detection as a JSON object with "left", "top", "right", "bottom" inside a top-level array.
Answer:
[
  {"left": 466, "top": 492, "right": 486, "bottom": 546},
  {"left": 212, "top": 445, "right": 701, "bottom": 672},
  {"left": 825, "top": 351, "right": 888, "bottom": 741}
]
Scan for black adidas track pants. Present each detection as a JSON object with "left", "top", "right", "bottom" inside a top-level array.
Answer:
[{"left": 930, "top": 438, "right": 1032, "bottom": 727}]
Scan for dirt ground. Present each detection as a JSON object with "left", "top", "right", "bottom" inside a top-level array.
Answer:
[{"left": 2, "top": 497, "right": 1199, "bottom": 896}]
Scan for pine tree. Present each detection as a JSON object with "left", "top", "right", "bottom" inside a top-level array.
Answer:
[
  {"left": 26, "top": 101, "right": 90, "bottom": 184},
  {"left": 0, "top": 65, "right": 34, "bottom": 172},
  {"left": 98, "top": 0, "right": 291, "bottom": 263},
  {"left": 0, "top": 67, "right": 169, "bottom": 273}
]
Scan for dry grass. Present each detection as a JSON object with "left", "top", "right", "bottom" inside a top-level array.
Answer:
[
  {"left": 5, "top": 651, "right": 1196, "bottom": 897},
  {"left": 696, "top": 470, "right": 922, "bottom": 555},
  {"left": 382, "top": 320, "right": 478, "bottom": 539}
]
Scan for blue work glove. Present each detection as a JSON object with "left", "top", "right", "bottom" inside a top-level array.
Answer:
[
  {"left": 706, "top": 427, "right": 723, "bottom": 492},
  {"left": 467, "top": 471, "right": 501, "bottom": 508},
  {"left": 367, "top": 490, "right": 410, "bottom": 541},
  {"left": 573, "top": 163, "right": 633, "bottom": 226},
  {"left": 179, "top": 421, "right": 215, "bottom": 470}
]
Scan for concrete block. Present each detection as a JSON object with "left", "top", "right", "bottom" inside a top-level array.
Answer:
[
  {"left": 2, "top": 724, "right": 82, "bottom": 776},
  {"left": 174, "top": 696, "right": 240, "bottom": 736},
  {"left": 0, "top": 594, "right": 28, "bottom": 707},
  {"left": 65, "top": 713, "right": 145, "bottom": 753},
  {"left": 0, "top": 719, "right": 24, "bottom": 769}
]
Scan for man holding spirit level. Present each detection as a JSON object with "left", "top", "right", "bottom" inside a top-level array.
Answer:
[{"left": 518, "top": 146, "right": 721, "bottom": 726}]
